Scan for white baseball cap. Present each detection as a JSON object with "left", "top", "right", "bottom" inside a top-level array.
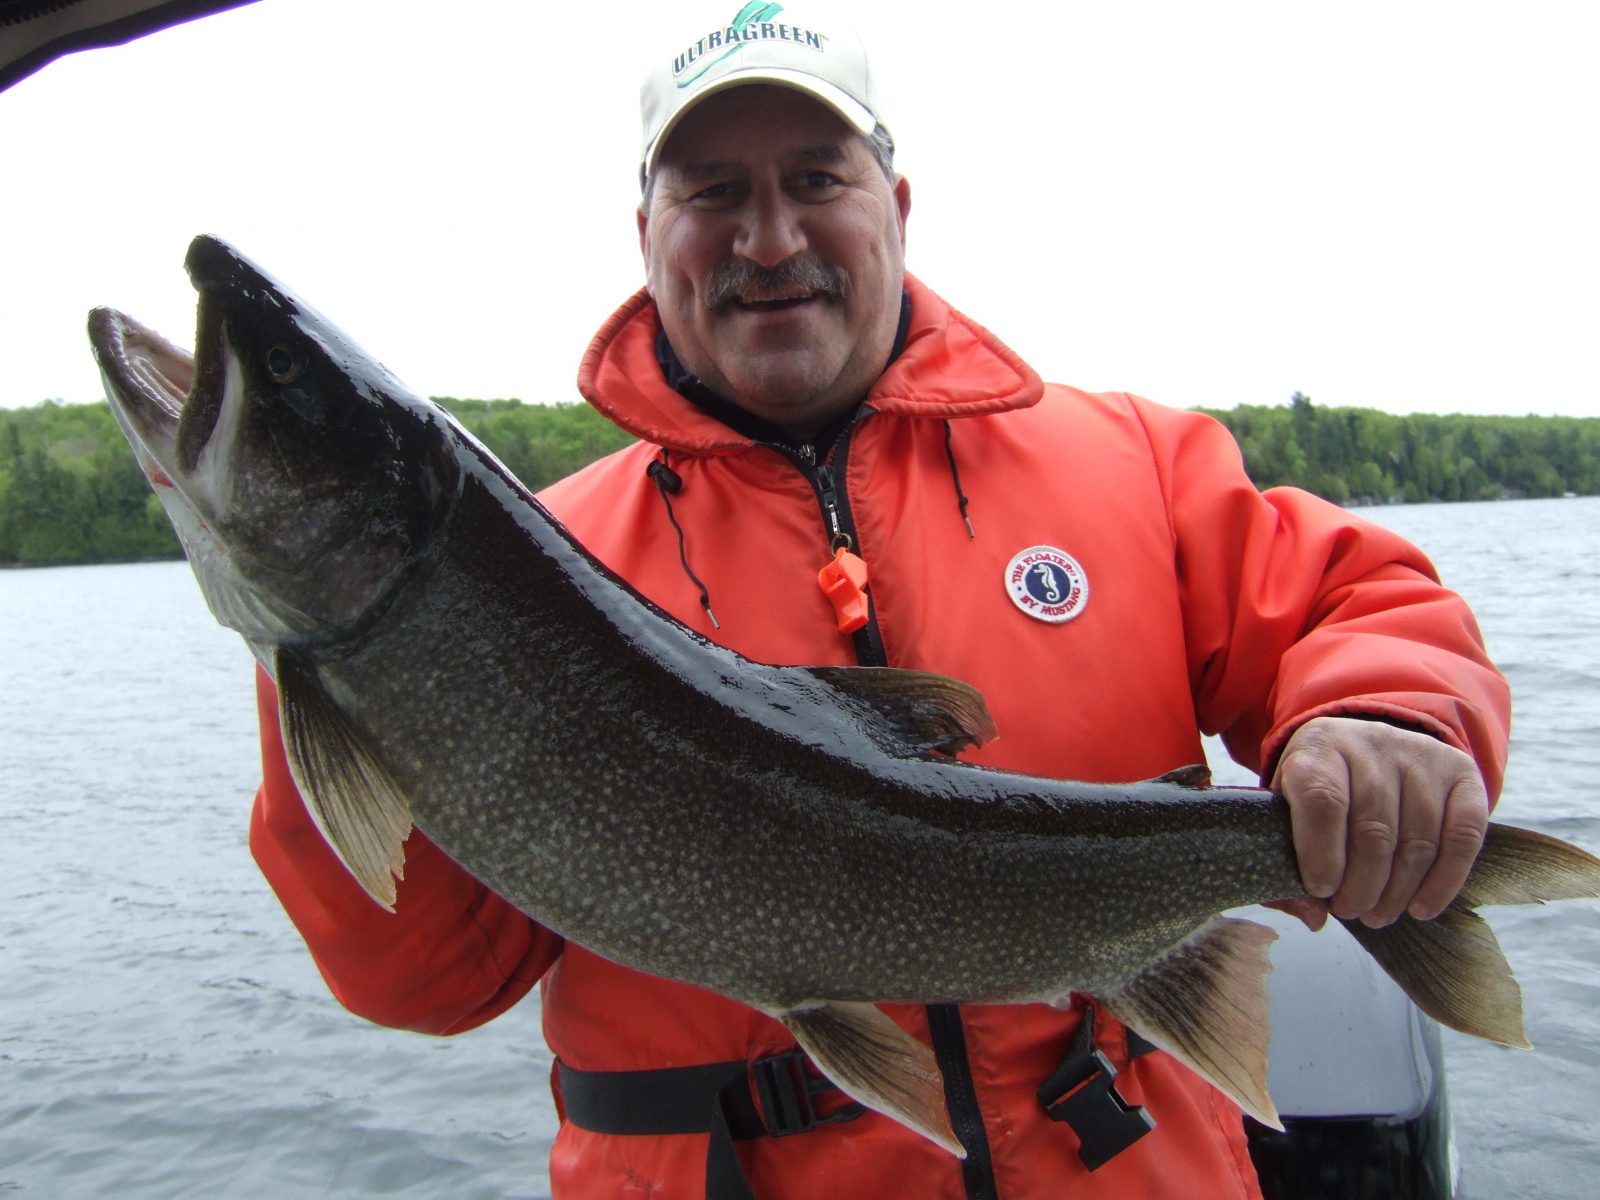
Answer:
[{"left": 639, "top": 3, "right": 891, "bottom": 185}]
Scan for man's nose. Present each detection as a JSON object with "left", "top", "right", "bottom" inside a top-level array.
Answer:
[{"left": 733, "top": 192, "right": 807, "bottom": 267}]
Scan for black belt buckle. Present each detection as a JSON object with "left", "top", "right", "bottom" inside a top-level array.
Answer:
[
  {"left": 751, "top": 1051, "right": 863, "bottom": 1138},
  {"left": 1037, "top": 1006, "right": 1157, "bottom": 1171}
]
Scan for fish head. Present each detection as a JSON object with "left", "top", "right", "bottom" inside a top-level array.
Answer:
[{"left": 89, "top": 234, "right": 461, "bottom": 651}]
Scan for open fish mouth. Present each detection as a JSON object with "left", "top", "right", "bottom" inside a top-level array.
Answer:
[
  {"left": 88, "top": 306, "right": 195, "bottom": 484},
  {"left": 87, "top": 301, "right": 236, "bottom": 597},
  {"left": 90, "top": 287, "right": 237, "bottom": 503}
]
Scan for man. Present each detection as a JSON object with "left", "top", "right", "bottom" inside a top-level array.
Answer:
[{"left": 250, "top": 7, "right": 1508, "bottom": 1197}]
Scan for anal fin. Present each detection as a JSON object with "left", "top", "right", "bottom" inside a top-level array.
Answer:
[
  {"left": 1101, "top": 916, "right": 1282, "bottom": 1130},
  {"left": 779, "top": 1002, "right": 964, "bottom": 1158}
]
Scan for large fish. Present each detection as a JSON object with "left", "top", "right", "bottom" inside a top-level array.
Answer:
[{"left": 88, "top": 235, "right": 1600, "bottom": 1155}]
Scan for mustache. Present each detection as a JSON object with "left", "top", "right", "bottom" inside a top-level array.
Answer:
[{"left": 702, "top": 255, "right": 849, "bottom": 308}]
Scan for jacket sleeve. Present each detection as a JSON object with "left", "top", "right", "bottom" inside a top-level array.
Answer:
[
  {"left": 249, "top": 664, "right": 562, "bottom": 1033},
  {"left": 1141, "top": 399, "right": 1511, "bottom": 799}
]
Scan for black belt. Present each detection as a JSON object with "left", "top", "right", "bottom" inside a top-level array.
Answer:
[
  {"left": 557, "top": 1050, "right": 863, "bottom": 1200},
  {"left": 557, "top": 1007, "right": 1158, "bottom": 1196}
]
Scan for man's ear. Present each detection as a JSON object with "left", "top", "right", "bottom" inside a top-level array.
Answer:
[
  {"left": 893, "top": 175, "right": 912, "bottom": 249},
  {"left": 637, "top": 206, "right": 654, "bottom": 294}
]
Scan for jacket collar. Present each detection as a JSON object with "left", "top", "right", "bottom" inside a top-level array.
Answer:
[{"left": 575, "top": 274, "right": 1044, "bottom": 455}]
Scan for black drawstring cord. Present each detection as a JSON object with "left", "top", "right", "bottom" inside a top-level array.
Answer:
[
  {"left": 943, "top": 422, "right": 976, "bottom": 538},
  {"left": 647, "top": 452, "right": 720, "bottom": 630}
]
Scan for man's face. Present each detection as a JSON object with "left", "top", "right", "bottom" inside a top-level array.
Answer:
[{"left": 639, "top": 85, "right": 911, "bottom": 440}]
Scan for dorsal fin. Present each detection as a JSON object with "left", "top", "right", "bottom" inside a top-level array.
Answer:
[
  {"left": 805, "top": 665, "right": 997, "bottom": 756},
  {"left": 275, "top": 648, "right": 412, "bottom": 911},
  {"left": 1150, "top": 764, "right": 1213, "bottom": 789}
]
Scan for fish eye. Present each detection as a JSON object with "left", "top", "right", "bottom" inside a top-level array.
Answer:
[{"left": 266, "top": 343, "right": 304, "bottom": 384}]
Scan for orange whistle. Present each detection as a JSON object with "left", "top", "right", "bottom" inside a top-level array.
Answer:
[{"left": 818, "top": 547, "right": 871, "bottom": 634}]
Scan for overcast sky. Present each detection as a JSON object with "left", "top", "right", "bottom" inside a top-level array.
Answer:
[{"left": 3, "top": 0, "right": 1596, "bottom": 418}]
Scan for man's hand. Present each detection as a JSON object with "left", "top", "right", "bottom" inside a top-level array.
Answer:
[{"left": 1267, "top": 716, "right": 1490, "bottom": 932}]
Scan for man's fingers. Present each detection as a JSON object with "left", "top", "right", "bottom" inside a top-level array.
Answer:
[
  {"left": 1365, "top": 756, "right": 1447, "bottom": 926},
  {"left": 1327, "top": 749, "right": 1402, "bottom": 922},
  {"left": 1275, "top": 717, "right": 1491, "bottom": 928},
  {"left": 1406, "top": 772, "right": 1489, "bottom": 920},
  {"left": 1273, "top": 726, "right": 1352, "bottom": 901}
]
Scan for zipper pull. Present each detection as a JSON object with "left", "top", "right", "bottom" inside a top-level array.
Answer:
[
  {"left": 816, "top": 463, "right": 846, "bottom": 547},
  {"left": 818, "top": 545, "right": 871, "bottom": 634}
]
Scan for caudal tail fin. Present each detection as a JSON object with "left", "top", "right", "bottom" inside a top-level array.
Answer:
[
  {"left": 1344, "top": 822, "right": 1600, "bottom": 1048},
  {"left": 1457, "top": 822, "right": 1600, "bottom": 908}
]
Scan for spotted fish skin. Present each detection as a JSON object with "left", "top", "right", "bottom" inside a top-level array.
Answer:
[{"left": 88, "top": 235, "right": 1600, "bottom": 1154}]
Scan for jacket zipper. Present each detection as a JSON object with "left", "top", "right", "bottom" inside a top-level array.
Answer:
[
  {"left": 928, "top": 1005, "right": 1000, "bottom": 1200},
  {"left": 792, "top": 425, "right": 1000, "bottom": 1199},
  {"left": 794, "top": 427, "right": 889, "bottom": 668}
]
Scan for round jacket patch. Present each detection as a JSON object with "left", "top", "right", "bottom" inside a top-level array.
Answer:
[{"left": 1005, "top": 546, "right": 1089, "bottom": 624}]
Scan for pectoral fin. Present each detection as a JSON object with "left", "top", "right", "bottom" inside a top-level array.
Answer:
[
  {"left": 275, "top": 648, "right": 412, "bottom": 911},
  {"left": 1101, "top": 916, "right": 1282, "bottom": 1130},
  {"left": 779, "top": 1002, "right": 964, "bottom": 1158}
]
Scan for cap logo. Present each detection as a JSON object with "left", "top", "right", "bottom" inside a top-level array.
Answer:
[
  {"left": 673, "top": 2, "right": 828, "bottom": 87},
  {"left": 1005, "top": 546, "right": 1089, "bottom": 624}
]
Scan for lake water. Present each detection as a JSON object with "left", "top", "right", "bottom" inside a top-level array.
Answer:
[{"left": 2, "top": 496, "right": 1596, "bottom": 1198}]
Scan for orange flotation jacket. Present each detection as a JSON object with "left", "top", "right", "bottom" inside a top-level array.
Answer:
[{"left": 250, "top": 276, "right": 1509, "bottom": 1199}]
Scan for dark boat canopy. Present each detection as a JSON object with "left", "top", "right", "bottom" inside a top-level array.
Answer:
[{"left": 0, "top": 0, "right": 261, "bottom": 92}]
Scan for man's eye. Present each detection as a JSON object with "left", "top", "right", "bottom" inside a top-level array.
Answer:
[
  {"left": 796, "top": 171, "right": 842, "bottom": 190},
  {"left": 689, "top": 181, "right": 740, "bottom": 205}
]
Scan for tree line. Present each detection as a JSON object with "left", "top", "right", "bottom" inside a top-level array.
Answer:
[
  {"left": 1200, "top": 393, "right": 1599, "bottom": 506},
  {"left": 2, "top": 393, "right": 1595, "bottom": 566},
  {"left": 0, "top": 398, "right": 634, "bottom": 566}
]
